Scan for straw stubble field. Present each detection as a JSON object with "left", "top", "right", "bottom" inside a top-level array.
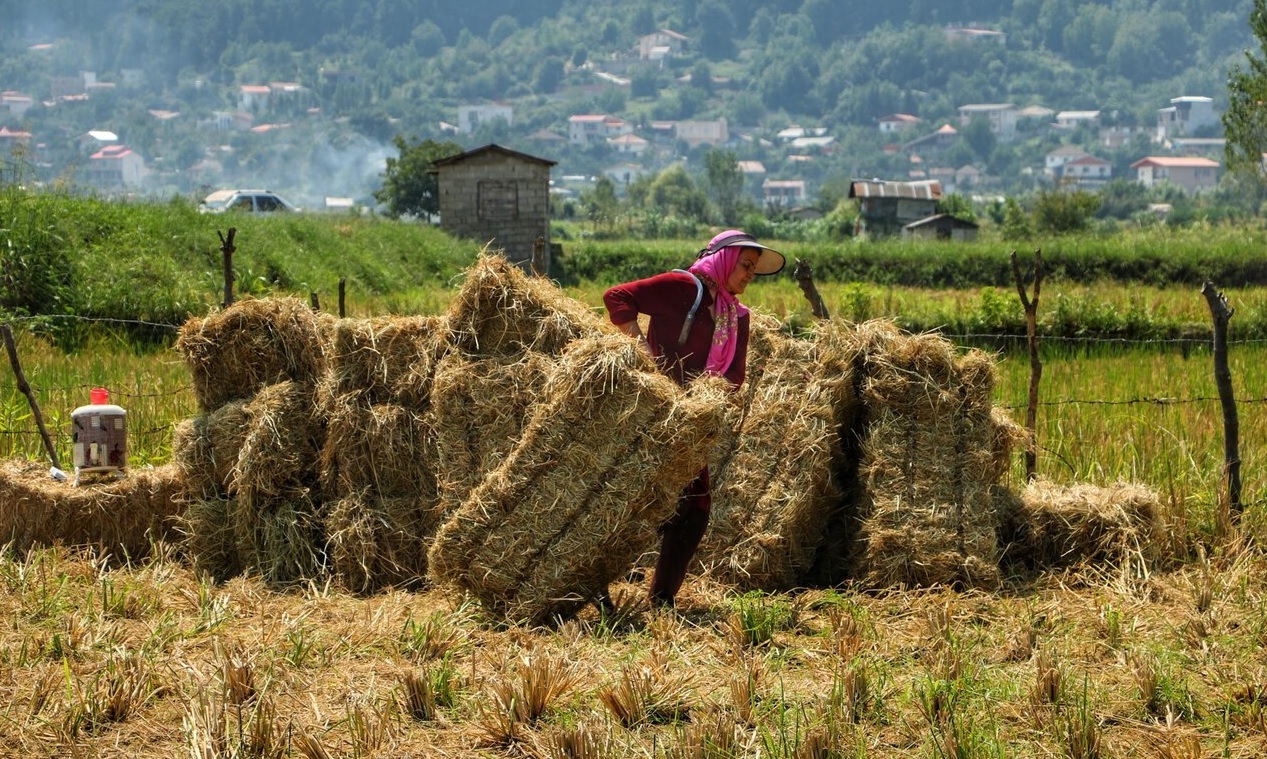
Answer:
[{"left": 1, "top": 259, "right": 1265, "bottom": 758}]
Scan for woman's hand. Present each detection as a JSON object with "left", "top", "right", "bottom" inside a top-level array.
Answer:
[{"left": 615, "top": 320, "right": 652, "bottom": 356}]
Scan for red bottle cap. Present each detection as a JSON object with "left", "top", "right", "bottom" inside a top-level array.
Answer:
[{"left": 90, "top": 387, "right": 109, "bottom": 405}]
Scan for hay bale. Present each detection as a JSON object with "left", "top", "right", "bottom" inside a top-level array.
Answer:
[
  {"left": 322, "top": 315, "right": 450, "bottom": 408},
  {"left": 228, "top": 494, "right": 326, "bottom": 585},
  {"left": 170, "top": 400, "right": 250, "bottom": 500},
  {"left": 431, "top": 352, "right": 555, "bottom": 511},
  {"left": 235, "top": 381, "right": 326, "bottom": 513},
  {"left": 998, "top": 479, "right": 1164, "bottom": 571},
  {"left": 324, "top": 494, "right": 451, "bottom": 593},
  {"left": 0, "top": 460, "right": 185, "bottom": 560},
  {"left": 192, "top": 381, "right": 327, "bottom": 585},
  {"left": 427, "top": 335, "right": 728, "bottom": 624},
  {"left": 175, "top": 297, "right": 331, "bottom": 411},
  {"left": 699, "top": 326, "right": 845, "bottom": 591},
  {"left": 843, "top": 326, "right": 1005, "bottom": 590},
  {"left": 445, "top": 254, "right": 612, "bottom": 357},
  {"left": 179, "top": 497, "right": 242, "bottom": 581},
  {"left": 319, "top": 399, "right": 439, "bottom": 500}
]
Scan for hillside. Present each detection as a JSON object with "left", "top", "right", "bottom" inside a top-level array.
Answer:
[{"left": 0, "top": 0, "right": 1257, "bottom": 206}]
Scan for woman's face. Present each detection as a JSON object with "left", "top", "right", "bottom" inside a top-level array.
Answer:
[{"left": 726, "top": 249, "right": 761, "bottom": 295}]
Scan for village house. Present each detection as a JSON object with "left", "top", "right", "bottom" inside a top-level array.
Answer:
[
  {"left": 1060, "top": 154, "right": 1112, "bottom": 187},
  {"left": 0, "top": 126, "right": 32, "bottom": 148},
  {"left": 849, "top": 178, "right": 942, "bottom": 236},
  {"left": 607, "top": 133, "right": 649, "bottom": 154},
  {"left": 431, "top": 144, "right": 556, "bottom": 270},
  {"left": 78, "top": 129, "right": 118, "bottom": 154},
  {"left": 675, "top": 118, "right": 729, "bottom": 148},
  {"left": 1055, "top": 110, "right": 1101, "bottom": 130},
  {"left": 1100, "top": 124, "right": 1142, "bottom": 149},
  {"left": 763, "top": 179, "right": 807, "bottom": 206},
  {"left": 903, "top": 213, "right": 979, "bottom": 241},
  {"left": 637, "top": 29, "right": 688, "bottom": 61},
  {"left": 1044, "top": 145, "right": 1089, "bottom": 175},
  {"left": 957, "top": 103, "right": 1017, "bottom": 140},
  {"left": 1, "top": 91, "right": 34, "bottom": 118},
  {"left": 1156, "top": 96, "right": 1218, "bottom": 140},
  {"left": 567, "top": 114, "right": 631, "bottom": 145},
  {"left": 1129, "top": 156, "right": 1220, "bottom": 193},
  {"left": 458, "top": 102, "right": 514, "bottom": 134},
  {"left": 878, "top": 114, "right": 921, "bottom": 134},
  {"left": 238, "top": 85, "right": 271, "bottom": 112},
  {"left": 82, "top": 144, "right": 144, "bottom": 189}
]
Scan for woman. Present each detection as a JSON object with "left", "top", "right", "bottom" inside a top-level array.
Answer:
[{"left": 602, "top": 230, "right": 785, "bottom": 608}]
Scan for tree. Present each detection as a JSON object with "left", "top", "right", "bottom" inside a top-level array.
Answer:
[
  {"left": 1225, "top": 0, "right": 1267, "bottom": 180},
  {"left": 1032, "top": 188, "right": 1101, "bottom": 234},
  {"left": 372, "top": 136, "right": 463, "bottom": 219},
  {"left": 703, "top": 148, "right": 745, "bottom": 225}
]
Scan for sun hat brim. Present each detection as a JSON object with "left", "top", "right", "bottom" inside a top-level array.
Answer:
[{"left": 700, "top": 231, "right": 786, "bottom": 275}]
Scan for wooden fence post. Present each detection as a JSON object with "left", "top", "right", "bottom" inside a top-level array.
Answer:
[
  {"left": 1201, "top": 281, "right": 1241, "bottom": 516},
  {"left": 310, "top": 291, "right": 320, "bottom": 311},
  {"left": 793, "top": 259, "right": 830, "bottom": 320},
  {"left": 531, "top": 235, "right": 546, "bottom": 277},
  {"left": 338, "top": 277, "right": 347, "bottom": 318},
  {"left": 1, "top": 323, "right": 62, "bottom": 470},
  {"left": 1010, "top": 248, "right": 1043, "bottom": 482},
  {"left": 218, "top": 228, "right": 237, "bottom": 308}
]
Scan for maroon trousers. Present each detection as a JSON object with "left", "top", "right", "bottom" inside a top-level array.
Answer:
[{"left": 648, "top": 467, "right": 711, "bottom": 605}]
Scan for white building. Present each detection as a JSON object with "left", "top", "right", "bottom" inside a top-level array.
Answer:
[{"left": 458, "top": 102, "right": 514, "bottom": 134}]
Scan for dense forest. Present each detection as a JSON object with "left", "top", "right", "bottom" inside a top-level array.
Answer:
[{"left": 0, "top": 0, "right": 1258, "bottom": 206}]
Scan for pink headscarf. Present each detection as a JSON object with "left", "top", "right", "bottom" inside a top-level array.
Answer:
[{"left": 688, "top": 244, "right": 750, "bottom": 376}]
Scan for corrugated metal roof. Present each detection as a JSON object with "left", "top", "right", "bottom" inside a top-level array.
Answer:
[{"left": 849, "top": 179, "right": 942, "bottom": 200}]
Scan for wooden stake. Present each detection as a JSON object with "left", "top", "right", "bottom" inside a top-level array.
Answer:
[
  {"left": 531, "top": 235, "right": 546, "bottom": 277},
  {"left": 1, "top": 323, "right": 62, "bottom": 469},
  {"left": 338, "top": 277, "right": 347, "bottom": 318},
  {"left": 1201, "top": 281, "right": 1242, "bottom": 516},
  {"left": 793, "top": 258, "right": 830, "bottom": 320},
  {"left": 1010, "top": 249, "right": 1043, "bottom": 482},
  {"left": 217, "top": 227, "right": 237, "bottom": 308}
]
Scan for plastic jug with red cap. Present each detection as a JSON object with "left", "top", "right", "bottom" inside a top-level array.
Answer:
[{"left": 70, "top": 387, "right": 128, "bottom": 485}]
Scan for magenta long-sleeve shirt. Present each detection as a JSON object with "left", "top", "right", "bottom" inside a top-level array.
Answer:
[{"left": 603, "top": 270, "right": 748, "bottom": 388}]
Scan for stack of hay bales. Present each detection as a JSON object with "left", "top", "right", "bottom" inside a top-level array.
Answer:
[
  {"left": 699, "top": 317, "right": 847, "bottom": 590},
  {"left": 427, "top": 335, "right": 729, "bottom": 624},
  {"left": 432, "top": 255, "right": 612, "bottom": 514},
  {"left": 996, "top": 478, "right": 1165, "bottom": 573},
  {"left": 173, "top": 298, "right": 332, "bottom": 583},
  {"left": 430, "top": 352, "right": 554, "bottom": 513},
  {"left": 318, "top": 315, "right": 451, "bottom": 592},
  {"left": 814, "top": 319, "right": 1020, "bottom": 590},
  {"left": 0, "top": 459, "right": 184, "bottom": 560}
]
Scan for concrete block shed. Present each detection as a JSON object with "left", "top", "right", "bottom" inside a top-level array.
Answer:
[{"left": 431, "top": 144, "right": 557, "bottom": 271}]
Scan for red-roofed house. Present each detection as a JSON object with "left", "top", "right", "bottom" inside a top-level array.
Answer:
[
  {"left": 83, "top": 144, "right": 144, "bottom": 188},
  {"left": 1061, "top": 154, "right": 1112, "bottom": 187},
  {"left": 878, "top": 114, "right": 921, "bottom": 133},
  {"left": 607, "top": 133, "right": 649, "bottom": 154},
  {"left": 238, "top": 85, "right": 271, "bottom": 111},
  {"left": 0, "top": 126, "right": 32, "bottom": 147},
  {"left": 1129, "top": 156, "right": 1220, "bottom": 193},
  {"left": 568, "top": 114, "right": 631, "bottom": 145}
]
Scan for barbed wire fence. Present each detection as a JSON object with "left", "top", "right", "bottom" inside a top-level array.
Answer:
[{"left": 0, "top": 254, "right": 1255, "bottom": 507}]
